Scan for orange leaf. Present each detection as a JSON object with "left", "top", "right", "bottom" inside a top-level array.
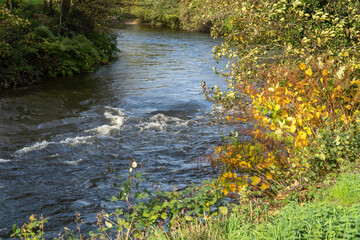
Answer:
[{"left": 299, "top": 63, "right": 306, "bottom": 70}]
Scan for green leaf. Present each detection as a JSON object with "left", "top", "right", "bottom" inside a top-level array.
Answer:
[
  {"left": 185, "top": 215, "right": 194, "bottom": 221},
  {"left": 161, "top": 212, "right": 168, "bottom": 220},
  {"left": 219, "top": 206, "right": 228, "bottom": 215},
  {"left": 110, "top": 196, "right": 118, "bottom": 202},
  {"left": 136, "top": 192, "right": 149, "bottom": 200}
]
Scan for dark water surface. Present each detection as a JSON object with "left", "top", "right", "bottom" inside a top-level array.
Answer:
[{"left": 0, "top": 25, "right": 226, "bottom": 237}]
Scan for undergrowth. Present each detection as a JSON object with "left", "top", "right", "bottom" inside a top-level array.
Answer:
[{"left": 0, "top": 0, "right": 118, "bottom": 88}]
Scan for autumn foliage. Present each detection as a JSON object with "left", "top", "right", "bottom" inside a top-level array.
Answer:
[{"left": 201, "top": 0, "right": 360, "bottom": 198}]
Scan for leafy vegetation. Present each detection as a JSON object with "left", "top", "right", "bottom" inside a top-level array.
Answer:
[
  {"left": 149, "top": 173, "right": 360, "bottom": 240},
  {"left": 12, "top": 172, "right": 360, "bottom": 239},
  {"left": 0, "top": 0, "right": 118, "bottom": 88},
  {"left": 119, "top": 0, "right": 210, "bottom": 31},
  {"left": 7, "top": 0, "right": 360, "bottom": 238},
  {"left": 198, "top": 0, "right": 360, "bottom": 200},
  {"left": 92, "top": 161, "right": 229, "bottom": 239}
]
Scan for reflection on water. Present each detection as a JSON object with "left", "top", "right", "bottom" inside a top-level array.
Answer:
[{"left": 0, "top": 25, "right": 227, "bottom": 237}]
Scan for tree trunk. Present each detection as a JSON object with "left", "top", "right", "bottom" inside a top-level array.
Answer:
[
  {"left": 43, "top": 0, "right": 48, "bottom": 13},
  {"left": 60, "top": 0, "right": 71, "bottom": 24},
  {"left": 49, "top": 0, "right": 53, "bottom": 15}
]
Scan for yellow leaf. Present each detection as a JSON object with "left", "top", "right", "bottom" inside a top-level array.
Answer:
[
  {"left": 29, "top": 214, "right": 36, "bottom": 221},
  {"left": 299, "top": 63, "right": 306, "bottom": 70},
  {"left": 282, "top": 110, "right": 288, "bottom": 118},
  {"left": 274, "top": 104, "right": 281, "bottom": 111},
  {"left": 298, "top": 131, "right": 307, "bottom": 140},
  {"left": 304, "top": 127, "right": 312, "bottom": 135},
  {"left": 290, "top": 124, "right": 296, "bottom": 133},
  {"left": 251, "top": 176, "right": 261, "bottom": 186},
  {"left": 297, "top": 118, "right": 303, "bottom": 127},
  {"left": 305, "top": 68, "right": 312, "bottom": 76},
  {"left": 219, "top": 206, "right": 229, "bottom": 215},
  {"left": 229, "top": 183, "right": 237, "bottom": 193},
  {"left": 266, "top": 173, "right": 273, "bottom": 180},
  {"left": 260, "top": 183, "right": 269, "bottom": 190},
  {"left": 322, "top": 69, "right": 328, "bottom": 76},
  {"left": 226, "top": 116, "right": 231, "bottom": 121},
  {"left": 341, "top": 114, "right": 346, "bottom": 122}
]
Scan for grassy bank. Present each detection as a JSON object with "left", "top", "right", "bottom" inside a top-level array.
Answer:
[
  {"left": 12, "top": 172, "right": 360, "bottom": 239},
  {"left": 119, "top": 0, "right": 210, "bottom": 31},
  {"left": 0, "top": 0, "right": 118, "bottom": 89},
  {"left": 150, "top": 173, "right": 360, "bottom": 239}
]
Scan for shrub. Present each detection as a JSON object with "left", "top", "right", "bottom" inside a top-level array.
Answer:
[{"left": 200, "top": 0, "right": 360, "bottom": 197}]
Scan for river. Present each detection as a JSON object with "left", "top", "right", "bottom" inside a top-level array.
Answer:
[{"left": 0, "top": 25, "right": 227, "bottom": 237}]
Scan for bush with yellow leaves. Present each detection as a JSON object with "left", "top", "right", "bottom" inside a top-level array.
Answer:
[{"left": 201, "top": 0, "right": 360, "bottom": 198}]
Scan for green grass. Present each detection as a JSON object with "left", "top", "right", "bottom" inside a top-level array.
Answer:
[
  {"left": 150, "top": 173, "right": 360, "bottom": 240},
  {"left": 323, "top": 173, "right": 360, "bottom": 206}
]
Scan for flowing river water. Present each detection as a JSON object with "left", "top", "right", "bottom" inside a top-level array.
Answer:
[{"left": 0, "top": 25, "right": 228, "bottom": 237}]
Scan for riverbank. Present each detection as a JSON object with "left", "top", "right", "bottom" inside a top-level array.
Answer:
[
  {"left": 149, "top": 172, "right": 360, "bottom": 239},
  {"left": 5, "top": 0, "right": 360, "bottom": 239},
  {"left": 118, "top": 0, "right": 211, "bottom": 32},
  {"left": 0, "top": 0, "right": 118, "bottom": 89}
]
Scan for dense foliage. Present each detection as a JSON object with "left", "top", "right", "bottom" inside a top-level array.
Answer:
[
  {"left": 0, "top": 0, "right": 117, "bottom": 88},
  {"left": 119, "top": 0, "right": 211, "bottom": 31},
  {"left": 197, "top": 0, "right": 360, "bottom": 199}
]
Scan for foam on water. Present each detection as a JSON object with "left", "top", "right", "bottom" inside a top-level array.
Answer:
[
  {"left": 13, "top": 136, "right": 94, "bottom": 156},
  {"left": 138, "top": 113, "right": 190, "bottom": 132},
  {"left": 64, "top": 159, "right": 84, "bottom": 166},
  {"left": 88, "top": 107, "right": 126, "bottom": 136},
  {"left": 0, "top": 159, "right": 11, "bottom": 163},
  {"left": 13, "top": 140, "right": 51, "bottom": 156},
  {"left": 59, "top": 136, "right": 93, "bottom": 146}
]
